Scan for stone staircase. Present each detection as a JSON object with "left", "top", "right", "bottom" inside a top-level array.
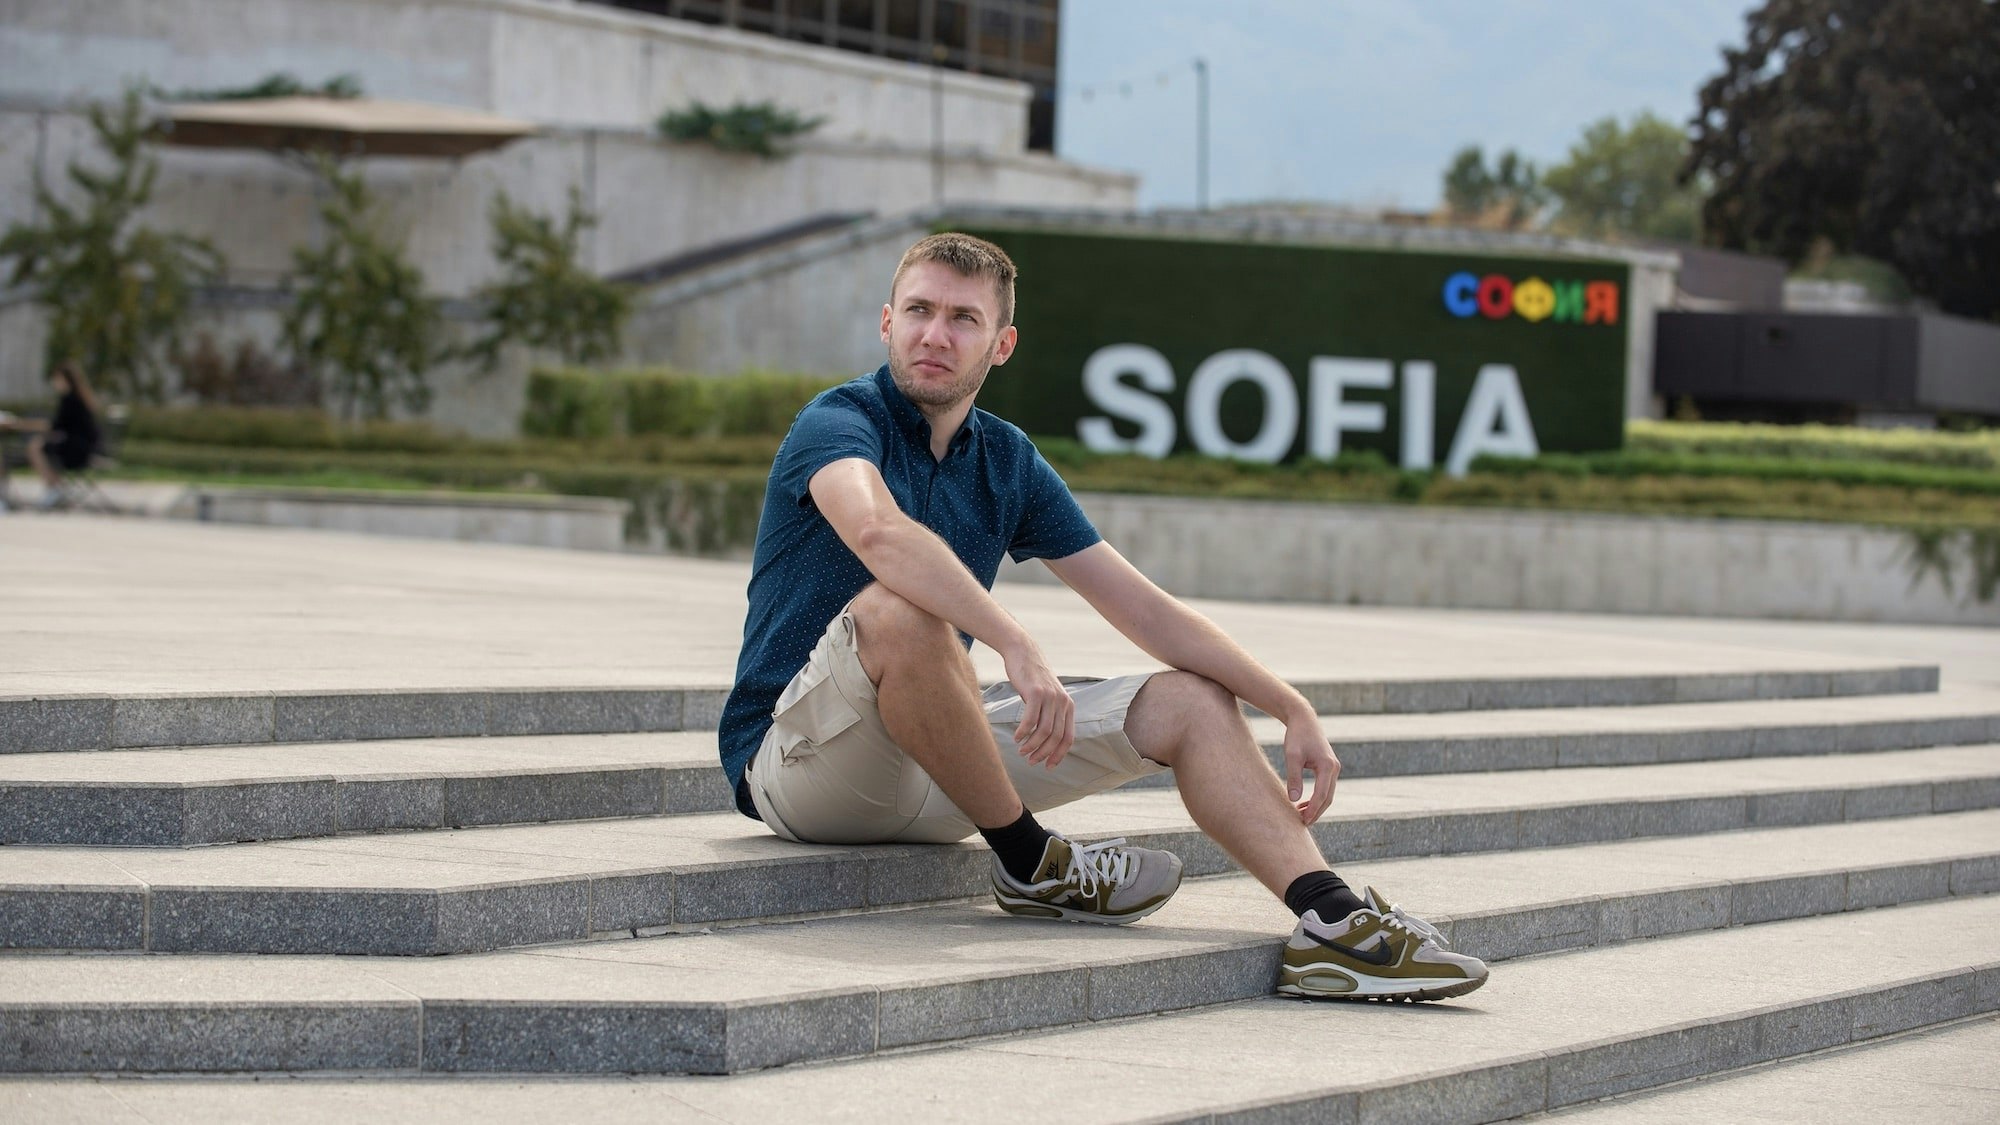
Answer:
[{"left": 3, "top": 661, "right": 1998, "bottom": 1121}]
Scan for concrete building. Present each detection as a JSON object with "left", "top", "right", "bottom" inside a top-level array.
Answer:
[{"left": 0, "top": 0, "right": 1132, "bottom": 430}]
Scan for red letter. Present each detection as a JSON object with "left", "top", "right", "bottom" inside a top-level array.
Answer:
[
  {"left": 1585, "top": 281, "right": 1620, "bottom": 325},
  {"left": 1477, "top": 275, "right": 1514, "bottom": 319}
]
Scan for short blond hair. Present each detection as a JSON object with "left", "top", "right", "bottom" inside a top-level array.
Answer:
[{"left": 890, "top": 232, "right": 1018, "bottom": 328}]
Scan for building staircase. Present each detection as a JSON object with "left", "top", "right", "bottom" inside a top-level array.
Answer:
[{"left": 2, "top": 660, "right": 1997, "bottom": 1120}]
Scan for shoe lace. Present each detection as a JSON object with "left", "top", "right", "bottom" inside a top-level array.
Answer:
[
  {"left": 1064, "top": 837, "right": 1134, "bottom": 897},
  {"left": 1381, "top": 903, "right": 1450, "bottom": 949}
]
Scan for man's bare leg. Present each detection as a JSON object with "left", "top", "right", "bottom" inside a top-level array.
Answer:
[
  {"left": 847, "top": 582, "right": 1023, "bottom": 829},
  {"left": 1123, "top": 671, "right": 1327, "bottom": 898}
]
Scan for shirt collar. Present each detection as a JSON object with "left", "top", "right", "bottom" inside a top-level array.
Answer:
[{"left": 873, "top": 364, "right": 981, "bottom": 457}]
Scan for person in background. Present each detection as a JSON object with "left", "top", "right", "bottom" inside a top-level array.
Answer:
[{"left": 0, "top": 362, "right": 103, "bottom": 512}]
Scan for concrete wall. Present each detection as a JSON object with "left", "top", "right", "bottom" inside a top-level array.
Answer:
[
  {"left": 0, "top": 0, "right": 1030, "bottom": 149},
  {"left": 0, "top": 0, "right": 1136, "bottom": 409},
  {"left": 170, "top": 485, "right": 631, "bottom": 551},
  {"left": 625, "top": 212, "right": 930, "bottom": 377},
  {"left": 997, "top": 493, "right": 2000, "bottom": 627}
]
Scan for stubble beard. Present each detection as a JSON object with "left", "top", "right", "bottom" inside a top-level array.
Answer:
[{"left": 888, "top": 338, "right": 999, "bottom": 409}]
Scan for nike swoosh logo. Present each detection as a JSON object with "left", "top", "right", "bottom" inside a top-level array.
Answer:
[{"left": 1318, "top": 933, "right": 1397, "bottom": 967}]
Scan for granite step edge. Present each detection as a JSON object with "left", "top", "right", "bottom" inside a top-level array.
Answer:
[
  {"left": 1, "top": 874, "right": 1995, "bottom": 1076},
  {"left": 6, "top": 771, "right": 1996, "bottom": 955},
  {"left": 0, "top": 665, "right": 1940, "bottom": 754},
  {"left": 7, "top": 711, "right": 1996, "bottom": 847}
]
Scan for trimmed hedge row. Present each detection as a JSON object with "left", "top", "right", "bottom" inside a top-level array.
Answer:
[
  {"left": 522, "top": 367, "right": 842, "bottom": 440},
  {"left": 115, "top": 439, "right": 2000, "bottom": 532},
  {"left": 1630, "top": 419, "right": 2000, "bottom": 472},
  {"left": 1468, "top": 449, "right": 2000, "bottom": 496}
]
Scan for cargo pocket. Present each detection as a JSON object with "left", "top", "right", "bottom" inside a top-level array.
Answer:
[{"left": 770, "top": 661, "right": 862, "bottom": 762}]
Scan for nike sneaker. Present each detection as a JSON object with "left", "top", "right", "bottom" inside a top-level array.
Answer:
[
  {"left": 992, "top": 834, "right": 1183, "bottom": 925},
  {"left": 1279, "top": 886, "right": 1489, "bottom": 1001}
]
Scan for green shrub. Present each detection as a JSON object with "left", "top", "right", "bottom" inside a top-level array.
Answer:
[
  {"left": 623, "top": 374, "right": 711, "bottom": 439},
  {"left": 524, "top": 367, "right": 838, "bottom": 440},
  {"left": 1629, "top": 420, "right": 2000, "bottom": 472},
  {"left": 1470, "top": 449, "right": 2000, "bottom": 496},
  {"left": 522, "top": 368, "right": 620, "bottom": 440},
  {"left": 657, "top": 101, "right": 824, "bottom": 157},
  {"left": 710, "top": 371, "right": 837, "bottom": 436}
]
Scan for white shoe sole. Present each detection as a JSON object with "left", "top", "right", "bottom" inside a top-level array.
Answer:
[
  {"left": 1279, "top": 962, "right": 1489, "bottom": 1002},
  {"left": 993, "top": 888, "right": 1176, "bottom": 925}
]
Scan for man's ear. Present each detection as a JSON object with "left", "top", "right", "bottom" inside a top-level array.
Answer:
[
  {"left": 989, "top": 324, "right": 1019, "bottom": 367},
  {"left": 879, "top": 303, "right": 894, "bottom": 345}
]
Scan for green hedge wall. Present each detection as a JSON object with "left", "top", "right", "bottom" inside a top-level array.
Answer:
[{"left": 523, "top": 367, "right": 842, "bottom": 440}]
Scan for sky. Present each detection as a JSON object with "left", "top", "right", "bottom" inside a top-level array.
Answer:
[{"left": 1055, "top": 0, "right": 1758, "bottom": 212}]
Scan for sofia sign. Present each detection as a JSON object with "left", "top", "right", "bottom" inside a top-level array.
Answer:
[
  {"left": 963, "top": 229, "right": 1630, "bottom": 472},
  {"left": 1079, "top": 346, "right": 1535, "bottom": 475}
]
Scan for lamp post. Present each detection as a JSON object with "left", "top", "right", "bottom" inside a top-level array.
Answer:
[{"left": 1193, "top": 56, "right": 1209, "bottom": 211}]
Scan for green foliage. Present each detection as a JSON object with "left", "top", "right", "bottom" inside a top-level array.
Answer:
[
  {"left": 1467, "top": 449, "right": 2000, "bottom": 497},
  {"left": 155, "top": 72, "right": 361, "bottom": 102},
  {"left": 1687, "top": 0, "right": 2000, "bottom": 319},
  {"left": 657, "top": 101, "right": 825, "bottom": 157},
  {"left": 466, "top": 189, "right": 630, "bottom": 370},
  {"left": 0, "top": 89, "right": 223, "bottom": 399},
  {"left": 1629, "top": 420, "right": 2000, "bottom": 472},
  {"left": 1900, "top": 528, "right": 2000, "bottom": 603},
  {"left": 524, "top": 367, "right": 837, "bottom": 440},
  {"left": 1542, "top": 112, "right": 1704, "bottom": 242},
  {"left": 282, "top": 158, "right": 445, "bottom": 420},
  {"left": 1441, "top": 145, "right": 1547, "bottom": 228}
]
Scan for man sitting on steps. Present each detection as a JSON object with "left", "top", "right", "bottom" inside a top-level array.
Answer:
[{"left": 718, "top": 232, "right": 1487, "bottom": 1002}]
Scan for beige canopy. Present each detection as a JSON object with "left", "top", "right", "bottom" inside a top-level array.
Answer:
[{"left": 156, "top": 96, "right": 537, "bottom": 158}]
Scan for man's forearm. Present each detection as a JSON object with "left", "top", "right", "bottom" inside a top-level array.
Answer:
[
  {"left": 855, "top": 515, "right": 1033, "bottom": 657},
  {"left": 1129, "top": 599, "right": 1314, "bottom": 723}
]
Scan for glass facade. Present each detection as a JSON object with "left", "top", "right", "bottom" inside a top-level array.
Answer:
[{"left": 589, "top": 0, "right": 1061, "bottom": 150}]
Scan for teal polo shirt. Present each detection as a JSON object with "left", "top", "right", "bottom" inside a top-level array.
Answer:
[{"left": 718, "top": 365, "right": 1102, "bottom": 817}]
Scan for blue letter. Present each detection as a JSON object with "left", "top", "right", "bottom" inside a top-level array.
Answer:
[{"left": 1442, "top": 272, "right": 1479, "bottom": 318}]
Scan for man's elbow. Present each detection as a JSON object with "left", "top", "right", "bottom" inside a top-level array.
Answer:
[{"left": 852, "top": 512, "right": 907, "bottom": 559}]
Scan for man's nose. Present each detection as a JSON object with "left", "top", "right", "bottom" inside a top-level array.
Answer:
[{"left": 918, "top": 315, "right": 952, "bottom": 349}]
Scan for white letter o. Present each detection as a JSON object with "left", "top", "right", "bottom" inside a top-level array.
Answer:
[{"left": 1185, "top": 349, "right": 1298, "bottom": 463}]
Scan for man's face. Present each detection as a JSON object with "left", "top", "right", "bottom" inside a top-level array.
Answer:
[{"left": 880, "top": 261, "right": 1018, "bottom": 410}]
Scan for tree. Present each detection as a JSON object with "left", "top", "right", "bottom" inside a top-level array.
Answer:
[
  {"left": 1687, "top": 0, "right": 2000, "bottom": 319},
  {"left": 0, "top": 89, "right": 223, "bottom": 399},
  {"left": 282, "top": 158, "right": 444, "bottom": 420},
  {"left": 1543, "top": 113, "right": 1704, "bottom": 242},
  {"left": 1441, "top": 145, "right": 1546, "bottom": 229},
  {"left": 466, "top": 188, "right": 630, "bottom": 370}
]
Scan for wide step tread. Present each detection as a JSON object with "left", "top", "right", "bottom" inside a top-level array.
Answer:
[
  {"left": 4, "top": 746, "right": 1996, "bottom": 953},
  {"left": 1, "top": 895, "right": 1994, "bottom": 1110},
  {"left": 2, "top": 812, "right": 1996, "bottom": 1075}
]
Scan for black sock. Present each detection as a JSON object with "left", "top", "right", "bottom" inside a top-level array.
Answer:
[
  {"left": 1284, "top": 870, "right": 1367, "bottom": 922},
  {"left": 980, "top": 807, "right": 1055, "bottom": 884}
]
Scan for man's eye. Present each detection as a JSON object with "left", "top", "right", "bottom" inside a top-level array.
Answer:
[{"left": 956, "top": 313, "right": 977, "bottom": 322}]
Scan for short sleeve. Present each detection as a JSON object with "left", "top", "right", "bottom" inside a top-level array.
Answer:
[
  {"left": 1008, "top": 447, "right": 1101, "bottom": 562},
  {"left": 773, "top": 397, "right": 884, "bottom": 508}
]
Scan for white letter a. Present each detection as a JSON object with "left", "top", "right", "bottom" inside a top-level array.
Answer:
[{"left": 1444, "top": 365, "right": 1539, "bottom": 476}]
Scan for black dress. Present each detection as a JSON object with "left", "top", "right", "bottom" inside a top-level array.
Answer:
[{"left": 45, "top": 391, "right": 99, "bottom": 471}]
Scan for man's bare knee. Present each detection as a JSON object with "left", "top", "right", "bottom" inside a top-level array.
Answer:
[
  {"left": 1128, "top": 671, "right": 1249, "bottom": 766},
  {"left": 850, "top": 583, "right": 959, "bottom": 684}
]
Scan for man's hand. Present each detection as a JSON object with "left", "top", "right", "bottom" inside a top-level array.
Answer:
[
  {"left": 1001, "top": 641, "right": 1074, "bottom": 768},
  {"left": 1281, "top": 719, "right": 1342, "bottom": 824}
]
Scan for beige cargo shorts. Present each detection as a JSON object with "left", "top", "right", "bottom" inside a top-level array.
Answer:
[{"left": 743, "top": 608, "right": 1167, "bottom": 845}]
